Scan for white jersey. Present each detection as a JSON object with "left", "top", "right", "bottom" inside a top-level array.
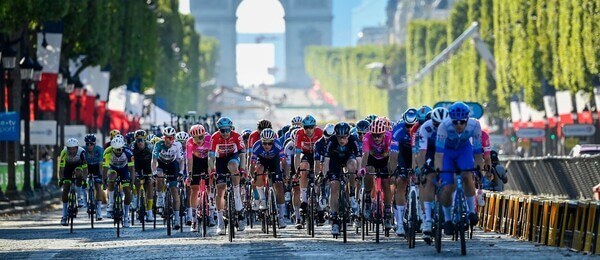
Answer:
[{"left": 284, "top": 140, "right": 295, "bottom": 166}]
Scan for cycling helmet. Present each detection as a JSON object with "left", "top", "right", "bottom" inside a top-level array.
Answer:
[
  {"left": 323, "top": 123, "right": 335, "bottom": 138},
  {"left": 146, "top": 134, "right": 156, "bottom": 142},
  {"left": 403, "top": 108, "right": 418, "bottom": 125},
  {"left": 66, "top": 138, "right": 79, "bottom": 148},
  {"left": 365, "top": 114, "right": 378, "bottom": 124},
  {"left": 301, "top": 115, "right": 316, "bottom": 127},
  {"left": 150, "top": 136, "right": 161, "bottom": 145},
  {"left": 377, "top": 117, "right": 392, "bottom": 131},
  {"left": 416, "top": 105, "right": 433, "bottom": 123},
  {"left": 334, "top": 122, "right": 351, "bottom": 136},
  {"left": 162, "top": 126, "right": 176, "bottom": 137},
  {"left": 280, "top": 125, "right": 290, "bottom": 137},
  {"left": 356, "top": 120, "right": 370, "bottom": 133},
  {"left": 216, "top": 117, "right": 233, "bottom": 129},
  {"left": 257, "top": 119, "right": 272, "bottom": 130},
  {"left": 260, "top": 128, "right": 277, "bottom": 141},
  {"left": 189, "top": 124, "right": 206, "bottom": 136},
  {"left": 84, "top": 134, "right": 96, "bottom": 143},
  {"left": 290, "top": 129, "right": 299, "bottom": 141},
  {"left": 448, "top": 101, "right": 471, "bottom": 120},
  {"left": 431, "top": 107, "right": 449, "bottom": 124},
  {"left": 110, "top": 135, "right": 125, "bottom": 149},
  {"left": 176, "top": 131, "right": 190, "bottom": 142},
  {"left": 350, "top": 127, "right": 357, "bottom": 137},
  {"left": 370, "top": 119, "right": 387, "bottom": 134},
  {"left": 291, "top": 116, "right": 303, "bottom": 126},
  {"left": 125, "top": 132, "right": 135, "bottom": 143},
  {"left": 134, "top": 129, "right": 147, "bottom": 140},
  {"left": 109, "top": 129, "right": 121, "bottom": 140}
]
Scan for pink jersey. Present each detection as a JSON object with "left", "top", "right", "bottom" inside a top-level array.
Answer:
[
  {"left": 186, "top": 135, "right": 212, "bottom": 160},
  {"left": 482, "top": 131, "right": 491, "bottom": 157},
  {"left": 362, "top": 131, "right": 393, "bottom": 159}
]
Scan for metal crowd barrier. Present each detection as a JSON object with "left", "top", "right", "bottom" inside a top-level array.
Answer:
[
  {"left": 502, "top": 154, "right": 600, "bottom": 199},
  {"left": 479, "top": 192, "right": 599, "bottom": 255}
]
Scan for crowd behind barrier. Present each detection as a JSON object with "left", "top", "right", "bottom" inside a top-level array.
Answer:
[{"left": 501, "top": 154, "right": 600, "bottom": 200}]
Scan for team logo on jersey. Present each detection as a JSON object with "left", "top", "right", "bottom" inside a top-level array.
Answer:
[
  {"left": 301, "top": 141, "right": 316, "bottom": 153},
  {"left": 216, "top": 143, "right": 236, "bottom": 155}
]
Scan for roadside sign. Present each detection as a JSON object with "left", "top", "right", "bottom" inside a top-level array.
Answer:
[
  {"left": 562, "top": 124, "right": 596, "bottom": 137},
  {"left": 489, "top": 134, "right": 508, "bottom": 145},
  {"left": 434, "top": 101, "right": 484, "bottom": 119},
  {"left": 515, "top": 128, "right": 545, "bottom": 138},
  {"left": 64, "top": 125, "right": 87, "bottom": 144},
  {"left": 0, "top": 112, "right": 20, "bottom": 141},
  {"left": 21, "top": 120, "right": 57, "bottom": 145}
]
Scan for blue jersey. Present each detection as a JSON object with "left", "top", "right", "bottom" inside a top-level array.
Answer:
[
  {"left": 251, "top": 139, "right": 285, "bottom": 162},
  {"left": 83, "top": 145, "right": 104, "bottom": 165},
  {"left": 314, "top": 137, "right": 328, "bottom": 162},
  {"left": 390, "top": 121, "right": 414, "bottom": 168},
  {"left": 435, "top": 118, "right": 483, "bottom": 154}
]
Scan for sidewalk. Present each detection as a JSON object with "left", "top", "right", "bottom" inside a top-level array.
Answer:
[{"left": 0, "top": 187, "right": 62, "bottom": 215}]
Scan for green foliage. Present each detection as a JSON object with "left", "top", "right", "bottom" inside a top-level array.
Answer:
[{"left": 305, "top": 45, "right": 407, "bottom": 118}]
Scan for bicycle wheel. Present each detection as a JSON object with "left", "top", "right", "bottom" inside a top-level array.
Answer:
[
  {"left": 166, "top": 191, "right": 172, "bottom": 236},
  {"left": 228, "top": 191, "right": 235, "bottom": 242},
  {"left": 459, "top": 217, "right": 467, "bottom": 255},
  {"left": 115, "top": 191, "right": 122, "bottom": 238},
  {"left": 309, "top": 186, "right": 316, "bottom": 237},
  {"left": 408, "top": 191, "right": 417, "bottom": 248},
  {"left": 270, "top": 190, "right": 277, "bottom": 238},
  {"left": 341, "top": 188, "right": 347, "bottom": 243},
  {"left": 140, "top": 192, "right": 146, "bottom": 231},
  {"left": 69, "top": 189, "right": 76, "bottom": 233},
  {"left": 375, "top": 192, "right": 381, "bottom": 243},
  {"left": 153, "top": 191, "right": 157, "bottom": 229},
  {"left": 201, "top": 191, "right": 208, "bottom": 237},
  {"left": 179, "top": 187, "right": 185, "bottom": 233},
  {"left": 434, "top": 201, "right": 443, "bottom": 253},
  {"left": 88, "top": 187, "right": 95, "bottom": 229}
]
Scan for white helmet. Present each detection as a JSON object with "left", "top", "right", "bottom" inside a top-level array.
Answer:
[
  {"left": 260, "top": 128, "right": 277, "bottom": 141},
  {"left": 175, "top": 131, "right": 190, "bottom": 142},
  {"left": 162, "top": 126, "right": 176, "bottom": 137},
  {"left": 291, "top": 116, "right": 303, "bottom": 125},
  {"left": 323, "top": 123, "right": 335, "bottom": 138},
  {"left": 111, "top": 135, "right": 126, "bottom": 149},
  {"left": 431, "top": 107, "right": 449, "bottom": 124},
  {"left": 66, "top": 138, "right": 79, "bottom": 148}
]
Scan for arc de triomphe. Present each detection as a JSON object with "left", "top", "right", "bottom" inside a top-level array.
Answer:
[{"left": 190, "top": 0, "right": 332, "bottom": 88}]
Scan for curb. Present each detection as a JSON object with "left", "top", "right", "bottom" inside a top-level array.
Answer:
[{"left": 0, "top": 190, "right": 62, "bottom": 216}]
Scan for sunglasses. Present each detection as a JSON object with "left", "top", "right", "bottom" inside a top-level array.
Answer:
[
  {"left": 164, "top": 136, "right": 174, "bottom": 141},
  {"left": 219, "top": 128, "right": 232, "bottom": 133},
  {"left": 262, "top": 141, "right": 274, "bottom": 146},
  {"left": 86, "top": 142, "right": 95, "bottom": 146},
  {"left": 113, "top": 148, "right": 123, "bottom": 153},
  {"left": 452, "top": 119, "right": 467, "bottom": 125},
  {"left": 337, "top": 135, "right": 349, "bottom": 139},
  {"left": 193, "top": 135, "right": 204, "bottom": 139},
  {"left": 372, "top": 133, "right": 383, "bottom": 138},
  {"left": 303, "top": 126, "right": 315, "bottom": 130}
]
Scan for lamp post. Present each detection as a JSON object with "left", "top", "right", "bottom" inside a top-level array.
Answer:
[
  {"left": 0, "top": 43, "right": 17, "bottom": 201},
  {"left": 31, "top": 59, "right": 42, "bottom": 192},
  {"left": 93, "top": 94, "right": 100, "bottom": 133},
  {"left": 19, "top": 54, "right": 35, "bottom": 195}
]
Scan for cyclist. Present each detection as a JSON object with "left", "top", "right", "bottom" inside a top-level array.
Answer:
[
  {"left": 313, "top": 123, "right": 335, "bottom": 226},
  {"left": 176, "top": 131, "right": 193, "bottom": 226},
  {"left": 359, "top": 118, "right": 394, "bottom": 232},
  {"left": 103, "top": 135, "right": 135, "bottom": 227},
  {"left": 83, "top": 134, "right": 104, "bottom": 221},
  {"left": 251, "top": 128, "right": 287, "bottom": 228},
  {"left": 389, "top": 108, "right": 418, "bottom": 236},
  {"left": 294, "top": 115, "right": 324, "bottom": 229},
  {"left": 104, "top": 129, "right": 121, "bottom": 149},
  {"left": 284, "top": 128, "right": 300, "bottom": 224},
  {"left": 152, "top": 126, "right": 185, "bottom": 231},
  {"left": 322, "top": 122, "right": 361, "bottom": 235},
  {"left": 414, "top": 107, "right": 449, "bottom": 238},
  {"left": 131, "top": 129, "right": 155, "bottom": 222},
  {"left": 186, "top": 124, "right": 214, "bottom": 231},
  {"left": 365, "top": 114, "right": 378, "bottom": 124},
  {"left": 291, "top": 116, "right": 303, "bottom": 128},
  {"left": 434, "top": 102, "right": 484, "bottom": 235},
  {"left": 209, "top": 117, "right": 247, "bottom": 235},
  {"left": 247, "top": 120, "right": 273, "bottom": 209},
  {"left": 59, "top": 138, "right": 88, "bottom": 226},
  {"left": 125, "top": 132, "right": 135, "bottom": 146}
]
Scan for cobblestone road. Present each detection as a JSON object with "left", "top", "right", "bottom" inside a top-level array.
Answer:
[{"left": 0, "top": 205, "right": 588, "bottom": 259}]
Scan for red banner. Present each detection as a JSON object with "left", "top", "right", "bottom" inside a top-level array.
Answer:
[
  {"left": 81, "top": 94, "right": 97, "bottom": 127},
  {"left": 578, "top": 111, "right": 593, "bottom": 124},
  {"left": 96, "top": 101, "right": 107, "bottom": 130},
  {"left": 69, "top": 92, "right": 77, "bottom": 122},
  {"left": 37, "top": 73, "right": 58, "bottom": 112}
]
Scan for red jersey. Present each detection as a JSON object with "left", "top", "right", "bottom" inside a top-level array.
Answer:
[
  {"left": 248, "top": 131, "right": 261, "bottom": 151},
  {"left": 295, "top": 127, "right": 323, "bottom": 154},
  {"left": 409, "top": 122, "right": 420, "bottom": 149},
  {"left": 210, "top": 131, "right": 245, "bottom": 158}
]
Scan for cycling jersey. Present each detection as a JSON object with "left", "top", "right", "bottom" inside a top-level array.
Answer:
[
  {"left": 390, "top": 122, "right": 414, "bottom": 169},
  {"left": 295, "top": 128, "right": 324, "bottom": 154},
  {"left": 186, "top": 135, "right": 211, "bottom": 160},
  {"left": 435, "top": 118, "right": 483, "bottom": 154},
  {"left": 409, "top": 121, "right": 421, "bottom": 153},
  {"left": 481, "top": 130, "right": 491, "bottom": 157},
  {"left": 313, "top": 137, "right": 328, "bottom": 163},
  {"left": 284, "top": 139, "right": 295, "bottom": 167},
  {"left": 416, "top": 119, "right": 438, "bottom": 166},
  {"left": 131, "top": 141, "right": 153, "bottom": 177},
  {"left": 247, "top": 131, "right": 261, "bottom": 153},
  {"left": 209, "top": 131, "right": 245, "bottom": 158},
  {"left": 364, "top": 132, "right": 392, "bottom": 160},
  {"left": 60, "top": 147, "right": 87, "bottom": 168},
  {"left": 152, "top": 140, "right": 183, "bottom": 164},
  {"left": 103, "top": 147, "right": 134, "bottom": 169},
  {"left": 251, "top": 139, "right": 286, "bottom": 162},
  {"left": 83, "top": 145, "right": 103, "bottom": 165},
  {"left": 324, "top": 135, "right": 362, "bottom": 160}
]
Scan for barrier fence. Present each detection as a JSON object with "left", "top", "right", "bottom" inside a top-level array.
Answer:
[
  {"left": 502, "top": 155, "right": 600, "bottom": 199},
  {"left": 479, "top": 192, "right": 599, "bottom": 255}
]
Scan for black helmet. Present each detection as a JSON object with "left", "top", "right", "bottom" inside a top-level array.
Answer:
[
  {"left": 125, "top": 132, "right": 135, "bottom": 144},
  {"left": 84, "top": 134, "right": 96, "bottom": 143},
  {"left": 356, "top": 120, "right": 370, "bottom": 133},
  {"left": 491, "top": 150, "right": 499, "bottom": 163},
  {"left": 257, "top": 119, "right": 272, "bottom": 130},
  {"left": 334, "top": 122, "right": 351, "bottom": 137}
]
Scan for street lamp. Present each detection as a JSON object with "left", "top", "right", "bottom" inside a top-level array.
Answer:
[
  {"left": 0, "top": 43, "right": 17, "bottom": 201},
  {"left": 31, "top": 59, "right": 42, "bottom": 191},
  {"left": 19, "top": 54, "right": 35, "bottom": 195}
]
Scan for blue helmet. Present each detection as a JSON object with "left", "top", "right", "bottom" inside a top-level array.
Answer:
[
  {"left": 356, "top": 119, "right": 370, "bottom": 133},
  {"left": 416, "top": 105, "right": 433, "bottom": 123},
  {"left": 301, "top": 115, "right": 316, "bottom": 127},
  {"left": 403, "top": 108, "right": 418, "bottom": 125},
  {"left": 448, "top": 102, "right": 471, "bottom": 120},
  {"left": 365, "top": 114, "right": 378, "bottom": 124},
  {"left": 334, "top": 122, "right": 351, "bottom": 136},
  {"left": 216, "top": 117, "right": 233, "bottom": 129}
]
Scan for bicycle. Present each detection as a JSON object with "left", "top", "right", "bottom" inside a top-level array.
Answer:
[
  {"left": 193, "top": 172, "right": 210, "bottom": 237},
  {"left": 222, "top": 172, "right": 241, "bottom": 242},
  {"left": 243, "top": 177, "right": 254, "bottom": 230},
  {"left": 178, "top": 177, "right": 187, "bottom": 233},
  {"left": 403, "top": 168, "right": 421, "bottom": 248},
  {"left": 62, "top": 178, "right": 81, "bottom": 233},
  {"left": 152, "top": 177, "right": 161, "bottom": 230},
  {"left": 255, "top": 171, "right": 279, "bottom": 238},
  {"left": 86, "top": 175, "right": 96, "bottom": 229},
  {"left": 298, "top": 168, "right": 317, "bottom": 237},
  {"left": 363, "top": 169, "right": 389, "bottom": 243},
  {"left": 137, "top": 175, "right": 152, "bottom": 232},
  {"left": 332, "top": 170, "right": 351, "bottom": 243},
  {"left": 436, "top": 167, "right": 479, "bottom": 256},
  {"left": 155, "top": 174, "right": 175, "bottom": 236},
  {"left": 111, "top": 176, "right": 125, "bottom": 238}
]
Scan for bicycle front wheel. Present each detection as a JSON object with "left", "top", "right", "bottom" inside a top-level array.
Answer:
[
  {"left": 166, "top": 191, "right": 172, "bottom": 236},
  {"left": 228, "top": 191, "right": 235, "bottom": 242},
  {"left": 270, "top": 190, "right": 277, "bottom": 238}
]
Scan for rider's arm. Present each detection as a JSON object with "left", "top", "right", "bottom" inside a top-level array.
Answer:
[
  {"left": 126, "top": 150, "right": 135, "bottom": 182},
  {"left": 472, "top": 122, "right": 485, "bottom": 170},
  {"left": 434, "top": 124, "right": 448, "bottom": 171},
  {"left": 416, "top": 125, "right": 429, "bottom": 168},
  {"left": 58, "top": 149, "right": 66, "bottom": 180},
  {"left": 102, "top": 147, "right": 112, "bottom": 184}
]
